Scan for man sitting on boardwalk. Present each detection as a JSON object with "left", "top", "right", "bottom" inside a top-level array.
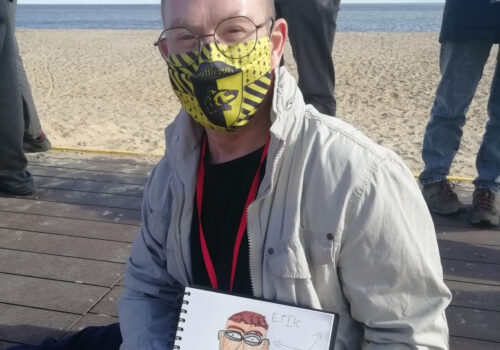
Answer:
[{"left": 119, "top": 0, "right": 451, "bottom": 349}]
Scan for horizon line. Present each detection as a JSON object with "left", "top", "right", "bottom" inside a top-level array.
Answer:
[{"left": 18, "top": 1, "right": 445, "bottom": 4}]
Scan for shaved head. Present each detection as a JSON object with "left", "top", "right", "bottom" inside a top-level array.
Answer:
[{"left": 160, "top": 0, "right": 276, "bottom": 24}]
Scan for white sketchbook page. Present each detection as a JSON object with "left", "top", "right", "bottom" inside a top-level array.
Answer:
[{"left": 176, "top": 287, "right": 336, "bottom": 349}]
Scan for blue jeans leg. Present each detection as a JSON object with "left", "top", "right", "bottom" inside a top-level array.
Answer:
[
  {"left": 475, "top": 47, "right": 500, "bottom": 192},
  {"left": 419, "top": 40, "right": 493, "bottom": 186}
]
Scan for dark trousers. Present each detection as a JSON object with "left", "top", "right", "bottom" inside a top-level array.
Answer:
[
  {"left": 7, "top": 0, "right": 43, "bottom": 140},
  {"left": 7, "top": 323, "right": 122, "bottom": 350},
  {"left": 275, "top": 0, "right": 341, "bottom": 116},
  {"left": 0, "top": 0, "right": 34, "bottom": 194}
]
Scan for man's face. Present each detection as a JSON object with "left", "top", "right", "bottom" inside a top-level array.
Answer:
[
  {"left": 162, "top": 0, "right": 283, "bottom": 71},
  {"left": 160, "top": 0, "right": 286, "bottom": 130},
  {"left": 218, "top": 320, "right": 269, "bottom": 350}
]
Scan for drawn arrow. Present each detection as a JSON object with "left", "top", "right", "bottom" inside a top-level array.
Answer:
[
  {"left": 272, "top": 340, "right": 300, "bottom": 350},
  {"left": 272, "top": 333, "right": 322, "bottom": 350}
]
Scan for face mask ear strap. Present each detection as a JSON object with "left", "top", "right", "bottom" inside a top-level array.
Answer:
[{"left": 269, "top": 18, "right": 276, "bottom": 35}]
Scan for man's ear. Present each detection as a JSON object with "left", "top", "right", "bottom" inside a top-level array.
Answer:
[{"left": 270, "top": 18, "right": 287, "bottom": 70}]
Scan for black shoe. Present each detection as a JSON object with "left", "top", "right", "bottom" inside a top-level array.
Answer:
[
  {"left": 0, "top": 183, "right": 37, "bottom": 197},
  {"left": 422, "top": 180, "right": 465, "bottom": 215},
  {"left": 0, "top": 172, "right": 37, "bottom": 197},
  {"left": 469, "top": 189, "right": 499, "bottom": 227},
  {"left": 23, "top": 132, "right": 51, "bottom": 153}
]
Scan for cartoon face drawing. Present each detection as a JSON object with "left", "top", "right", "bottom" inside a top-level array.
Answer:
[{"left": 218, "top": 311, "right": 270, "bottom": 350}]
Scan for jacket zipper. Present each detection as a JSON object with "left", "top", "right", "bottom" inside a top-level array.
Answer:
[{"left": 247, "top": 137, "right": 285, "bottom": 297}]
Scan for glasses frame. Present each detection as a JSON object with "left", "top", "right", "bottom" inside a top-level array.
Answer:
[
  {"left": 154, "top": 15, "right": 275, "bottom": 65},
  {"left": 218, "top": 329, "right": 270, "bottom": 347}
]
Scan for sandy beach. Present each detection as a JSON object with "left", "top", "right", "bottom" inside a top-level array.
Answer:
[{"left": 17, "top": 30, "right": 499, "bottom": 178}]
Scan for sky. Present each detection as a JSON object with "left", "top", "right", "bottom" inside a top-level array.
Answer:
[{"left": 18, "top": 0, "right": 445, "bottom": 4}]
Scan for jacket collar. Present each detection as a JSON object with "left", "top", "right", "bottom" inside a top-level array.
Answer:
[{"left": 269, "top": 66, "right": 305, "bottom": 148}]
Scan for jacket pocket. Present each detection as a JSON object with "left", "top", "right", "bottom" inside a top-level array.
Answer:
[
  {"left": 307, "top": 231, "right": 337, "bottom": 266},
  {"left": 267, "top": 244, "right": 312, "bottom": 280},
  {"left": 146, "top": 203, "right": 171, "bottom": 245}
]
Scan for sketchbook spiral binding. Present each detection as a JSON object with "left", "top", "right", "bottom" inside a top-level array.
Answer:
[{"left": 173, "top": 290, "right": 191, "bottom": 350}]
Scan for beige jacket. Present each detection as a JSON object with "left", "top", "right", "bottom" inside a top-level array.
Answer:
[{"left": 119, "top": 66, "right": 451, "bottom": 350}]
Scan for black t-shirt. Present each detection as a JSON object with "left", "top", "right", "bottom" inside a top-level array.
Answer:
[{"left": 190, "top": 145, "right": 266, "bottom": 296}]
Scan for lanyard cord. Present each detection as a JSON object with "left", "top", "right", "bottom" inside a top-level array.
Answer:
[{"left": 195, "top": 134, "right": 270, "bottom": 291}]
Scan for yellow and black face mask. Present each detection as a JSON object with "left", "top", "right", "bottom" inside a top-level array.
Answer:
[{"left": 167, "top": 38, "right": 272, "bottom": 131}]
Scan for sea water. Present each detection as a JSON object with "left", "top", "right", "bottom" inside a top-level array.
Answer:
[{"left": 16, "top": 3, "right": 444, "bottom": 32}]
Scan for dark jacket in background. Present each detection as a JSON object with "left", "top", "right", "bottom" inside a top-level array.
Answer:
[{"left": 440, "top": 0, "right": 500, "bottom": 43}]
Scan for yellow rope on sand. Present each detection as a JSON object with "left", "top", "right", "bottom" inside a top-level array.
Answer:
[
  {"left": 50, "top": 146, "right": 163, "bottom": 158},
  {"left": 412, "top": 173, "right": 474, "bottom": 183}
]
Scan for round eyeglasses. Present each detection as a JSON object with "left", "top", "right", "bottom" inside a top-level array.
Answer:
[
  {"left": 154, "top": 16, "right": 274, "bottom": 67},
  {"left": 218, "top": 329, "right": 270, "bottom": 347}
]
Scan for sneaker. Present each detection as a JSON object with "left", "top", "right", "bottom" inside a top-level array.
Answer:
[
  {"left": 422, "top": 180, "right": 465, "bottom": 214},
  {"left": 0, "top": 182, "right": 37, "bottom": 196},
  {"left": 469, "top": 189, "right": 499, "bottom": 226},
  {"left": 23, "top": 132, "right": 51, "bottom": 153}
]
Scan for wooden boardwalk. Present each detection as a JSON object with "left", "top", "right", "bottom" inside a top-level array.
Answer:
[{"left": 0, "top": 152, "right": 499, "bottom": 349}]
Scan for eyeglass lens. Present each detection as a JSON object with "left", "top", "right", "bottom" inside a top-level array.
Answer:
[
  {"left": 222, "top": 330, "right": 266, "bottom": 346},
  {"left": 157, "top": 16, "right": 263, "bottom": 65}
]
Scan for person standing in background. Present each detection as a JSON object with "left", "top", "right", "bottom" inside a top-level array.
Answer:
[
  {"left": 274, "top": 0, "right": 340, "bottom": 116},
  {"left": 0, "top": 0, "right": 36, "bottom": 195},
  {"left": 419, "top": 0, "right": 500, "bottom": 226},
  {"left": 7, "top": 0, "right": 51, "bottom": 152}
]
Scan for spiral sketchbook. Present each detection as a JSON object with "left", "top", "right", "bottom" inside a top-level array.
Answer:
[{"left": 174, "top": 286, "right": 338, "bottom": 350}]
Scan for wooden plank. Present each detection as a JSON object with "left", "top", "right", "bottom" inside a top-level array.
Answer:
[
  {"left": 0, "top": 303, "right": 78, "bottom": 345},
  {"left": 437, "top": 227, "right": 500, "bottom": 246},
  {"left": 446, "top": 280, "right": 500, "bottom": 311},
  {"left": 27, "top": 151, "right": 156, "bottom": 163},
  {"left": 443, "top": 259, "right": 500, "bottom": 286},
  {"left": 35, "top": 176, "right": 144, "bottom": 197},
  {"left": 0, "top": 198, "right": 140, "bottom": 225},
  {"left": 0, "top": 249, "right": 124, "bottom": 287},
  {"left": 29, "top": 165, "right": 148, "bottom": 185},
  {"left": 447, "top": 306, "right": 500, "bottom": 342},
  {"left": 90, "top": 286, "right": 123, "bottom": 317},
  {"left": 27, "top": 155, "right": 153, "bottom": 176},
  {"left": 431, "top": 201, "right": 500, "bottom": 230},
  {"left": 0, "top": 229, "right": 131, "bottom": 263},
  {"left": 450, "top": 337, "right": 500, "bottom": 350},
  {"left": 31, "top": 188, "right": 142, "bottom": 210},
  {"left": 69, "top": 314, "right": 118, "bottom": 333},
  {"left": 0, "top": 273, "right": 108, "bottom": 314},
  {"left": 432, "top": 211, "right": 475, "bottom": 229},
  {"left": 438, "top": 240, "right": 500, "bottom": 265},
  {"left": 434, "top": 214, "right": 500, "bottom": 231},
  {"left": 0, "top": 212, "right": 138, "bottom": 242},
  {"left": 450, "top": 336, "right": 500, "bottom": 350}
]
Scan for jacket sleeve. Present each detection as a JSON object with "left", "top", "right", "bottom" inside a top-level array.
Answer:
[
  {"left": 338, "top": 155, "right": 452, "bottom": 350},
  {"left": 118, "top": 168, "right": 184, "bottom": 350}
]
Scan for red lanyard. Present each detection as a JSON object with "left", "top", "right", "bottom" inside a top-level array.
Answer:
[{"left": 196, "top": 134, "right": 270, "bottom": 292}]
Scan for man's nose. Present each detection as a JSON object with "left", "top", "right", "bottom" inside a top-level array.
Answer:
[{"left": 199, "top": 34, "right": 216, "bottom": 45}]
